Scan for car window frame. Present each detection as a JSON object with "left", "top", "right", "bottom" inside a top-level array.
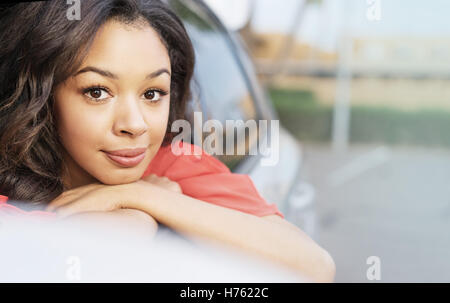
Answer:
[{"left": 172, "top": 0, "right": 278, "bottom": 172}]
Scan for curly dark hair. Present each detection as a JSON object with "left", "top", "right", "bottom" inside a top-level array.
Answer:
[{"left": 0, "top": 0, "right": 195, "bottom": 206}]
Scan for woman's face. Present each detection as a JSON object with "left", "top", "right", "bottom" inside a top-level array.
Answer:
[{"left": 53, "top": 20, "right": 171, "bottom": 188}]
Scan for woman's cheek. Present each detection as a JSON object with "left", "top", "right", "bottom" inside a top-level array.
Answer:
[
  {"left": 148, "top": 101, "right": 171, "bottom": 143},
  {"left": 60, "top": 107, "right": 106, "bottom": 145}
]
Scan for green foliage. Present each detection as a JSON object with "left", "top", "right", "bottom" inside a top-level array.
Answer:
[{"left": 269, "top": 88, "right": 450, "bottom": 148}]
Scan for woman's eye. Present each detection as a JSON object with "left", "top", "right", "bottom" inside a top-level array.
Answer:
[
  {"left": 84, "top": 87, "right": 110, "bottom": 101},
  {"left": 144, "top": 89, "right": 164, "bottom": 103},
  {"left": 82, "top": 87, "right": 166, "bottom": 103}
]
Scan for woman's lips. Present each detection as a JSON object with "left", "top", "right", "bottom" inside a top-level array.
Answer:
[{"left": 102, "top": 148, "right": 146, "bottom": 168}]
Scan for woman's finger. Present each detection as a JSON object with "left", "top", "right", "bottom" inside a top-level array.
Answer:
[
  {"left": 54, "top": 189, "right": 119, "bottom": 218},
  {"left": 55, "top": 203, "right": 93, "bottom": 219},
  {"left": 45, "top": 183, "right": 103, "bottom": 211},
  {"left": 141, "top": 174, "right": 182, "bottom": 193},
  {"left": 60, "top": 182, "right": 104, "bottom": 198},
  {"left": 141, "top": 174, "right": 159, "bottom": 183},
  {"left": 46, "top": 194, "right": 76, "bottom": 212}
]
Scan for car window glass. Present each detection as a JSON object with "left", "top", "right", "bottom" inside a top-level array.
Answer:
[{"left": 170, "top": 0, "right": 260, "bottom": 170}]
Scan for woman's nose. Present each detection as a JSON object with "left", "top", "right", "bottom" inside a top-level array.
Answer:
[{"left": 113, "top": 97, "right": 148, "bottom": 137}]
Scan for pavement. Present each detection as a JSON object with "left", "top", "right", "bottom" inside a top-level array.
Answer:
[{"left": 300, "top": 143, "right": 450, "bottom": 282}]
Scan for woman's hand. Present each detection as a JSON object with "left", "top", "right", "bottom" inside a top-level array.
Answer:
[
  {"left": 45, "top": 182, "right": 160, "bottom": 238},
  {"left": 141, "top": 174, "right": 182, "bottom": 194},
  {"left": 45, "top": 182, "right": 125, "bottom": 216},
  {"left": 45, "top": 175, "right": 182, "bottom": 218}
]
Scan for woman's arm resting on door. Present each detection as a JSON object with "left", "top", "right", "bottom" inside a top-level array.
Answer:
[
  {"left": 60, "top": 208, "right": 159, "bottom": 238},
  {"left": 47, "top": 180, "right": 335, "bottom": 282},
  {"left": 124, "top": 182, "right": 336, "bottom": 282}
]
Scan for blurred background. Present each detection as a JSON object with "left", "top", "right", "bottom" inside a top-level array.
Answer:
[{"left": 204, "top": 0, "right": 450, "bottom": 282}]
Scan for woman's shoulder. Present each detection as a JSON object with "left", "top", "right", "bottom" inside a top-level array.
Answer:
[
  {"left": 142, "top": 141, "right": 285, "bottom": 218},
  {"left": 143, "top": 140, "right": 230, "bottom": 179}
]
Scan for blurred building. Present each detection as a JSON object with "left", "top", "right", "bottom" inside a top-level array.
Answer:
[
  {"left": 352, "top": 37, "right": 450, "bottom": 79},
  {"left": 240, "top": 29, "right": 450, "bottom": 111}
]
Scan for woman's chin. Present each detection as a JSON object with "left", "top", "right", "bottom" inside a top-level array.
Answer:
[{"left": 96, "top": 174, "right": 142, "bottom": 186}]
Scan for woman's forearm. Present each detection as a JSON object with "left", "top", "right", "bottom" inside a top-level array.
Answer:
[
  {"left": 123, "top": 181, "right": 335, "bottom": 282},
  {"left": 60, "top": 208, "right": 159, "bottom": 238}
]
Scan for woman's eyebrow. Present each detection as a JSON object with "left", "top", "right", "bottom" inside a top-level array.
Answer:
[{"left": 73, "top": 66, "right": 171, "bottom": 79}]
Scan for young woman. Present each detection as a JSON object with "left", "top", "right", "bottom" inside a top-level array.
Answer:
[{"left": 0, "top": 0, "right": 335, "bottom": 282}]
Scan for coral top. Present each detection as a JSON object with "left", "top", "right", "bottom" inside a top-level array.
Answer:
[{"left": 0, "top": 141, "right": 283, "bottom": 219}]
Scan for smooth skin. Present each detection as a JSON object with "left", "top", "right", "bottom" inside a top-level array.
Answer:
[{"left": 47, "top": 19, "right": 335, "bottom": 282}]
